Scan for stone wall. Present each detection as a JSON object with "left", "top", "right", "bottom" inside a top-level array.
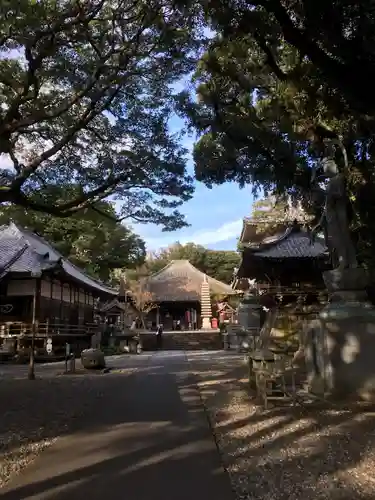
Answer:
[{"left": 140, "top": 330, "right": 223, "bottom": 351}]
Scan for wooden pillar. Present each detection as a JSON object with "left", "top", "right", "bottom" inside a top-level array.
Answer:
[
  {"left": 60, "top": 279, "right": 63, "bottom": 325},
  {"left": 156, "top": 306, "right": 160, "bottom": 326},
  {"left": 28, "top": 277, "right": 41, "bottom": 380},
  {"left": 69, "top": 283, "right": 72, "bottom": 324}
]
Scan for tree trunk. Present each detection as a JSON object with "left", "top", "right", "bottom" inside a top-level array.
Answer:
[{"left": 140, "top": 313, "right": 146, "bottom": 329}]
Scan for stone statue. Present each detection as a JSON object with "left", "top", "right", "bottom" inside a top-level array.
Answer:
[
  {"left": 303, "top": 128, "right": 375, "bottom": 402},
  {"left": 310, "top": 138, "right": 357, "bottom": 270}
]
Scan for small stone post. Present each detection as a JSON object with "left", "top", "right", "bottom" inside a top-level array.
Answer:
[{"left": 200, "top": 275, "right": 212, "bottom": 329}]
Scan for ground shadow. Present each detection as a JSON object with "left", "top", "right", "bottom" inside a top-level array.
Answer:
[
  {"left": 187, "top": 351, "right": 375, "bottom": 499},
  {"left": 0, "top": 353, "right": 234, "bottom": 500},
  {"left": 2, "top": 350, "right": 375, "bottom": 499}
]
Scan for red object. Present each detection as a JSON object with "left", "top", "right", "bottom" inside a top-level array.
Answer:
[
  {"left": 185, "top": 310, "right": 191, "bottom": 323},
  {"left": 211, "top": 317, "right": 218, "bottom": 329}
]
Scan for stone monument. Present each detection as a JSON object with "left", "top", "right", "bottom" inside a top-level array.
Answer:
[
  {"left": 237, "top": 280, "right": 262, "bottom": 348},
  {"left": 305, "top": 138, "right": 375, "bottom": 400},
  {"left": 81, "top": 348, "right": 106, "bottom": 370},
  {"left": 200, "top": 275, "right": 212, "bottom": 329}
]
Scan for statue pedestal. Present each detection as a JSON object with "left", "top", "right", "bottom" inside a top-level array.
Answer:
[
  {"left": 201, "top": 317, "right": 212, "bottom": 330},
  {"left": 306, "top": 267, "right": 375, "bottom": 400},
  {"left": 238, "top": 292, "right": 262, "bottom": 331}
]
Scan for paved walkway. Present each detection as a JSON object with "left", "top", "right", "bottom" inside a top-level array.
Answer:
[{"left": 0, "top": 351, "right": 234, "bottom": 500}]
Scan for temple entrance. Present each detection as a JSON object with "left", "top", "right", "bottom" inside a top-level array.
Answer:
[
  {"left": 155, "top": 301, "right": 200, "bottom": 331},
  {"left": 142, "top": 259, "right": 235, "bottom": 338}
]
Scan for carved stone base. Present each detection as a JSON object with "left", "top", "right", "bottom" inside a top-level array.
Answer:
[
  {"left": 237, "top": 292, "right": 262, "bottom": 331},
  {"left": 201, "top": 317, "right": 212, "bottom": 330},
  {"left": 306, "top": 268, "right": 375, "bottom": 400},
  {"left": 323, "top": 267, "right": 369, "bottom": 293}
]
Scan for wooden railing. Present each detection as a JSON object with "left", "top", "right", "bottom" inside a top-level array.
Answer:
[{"left": 0, "top": 321, "right": 99, "bottom": 338}]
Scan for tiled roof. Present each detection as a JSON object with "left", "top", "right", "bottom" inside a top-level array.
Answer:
[
  {"left": 99, "top": 298, "right": 138, "bottom": 313},
  {"left": 0, "top": 223, "right": 117, "bottom": 295},
  {"left": 239, "top": 202, "right": 313, "bottom": 244},
  {"left": 100, "top": 298, "right": 127, "bottom": 312},
  {"left": 243, "top": 228, "right": 327, "bottom": 259},
  {"left": 145, "top": 260, "right": 236, "bottom": 302}
]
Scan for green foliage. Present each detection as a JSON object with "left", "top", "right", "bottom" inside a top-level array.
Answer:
[
  {"left": 200, "top": 0, "right": 375, "bottom": 116},
  {"left": 176, "top": 0, "right": 375, "bottom": 265},
  {"left": 0, "top": 0, "right": 205, "bottom": 230},
  {"left": 205, "top": 249, "right": 241, "bottom": 284},
  {"left": 176, "top": 32, "right": 315, "bottom": 197},
  {"left": 0, "top": 191, "right": 146, "bottom": 282}
]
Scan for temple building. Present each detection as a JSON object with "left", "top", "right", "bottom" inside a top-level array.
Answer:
[
  {"left": 144, "top": 259, "right": 235, "bottom": 330},
  {"left": 232, "top": 217, "right": 330, "bottom": 355},
  {"left": 0, "top": 223, "right": 117, "bottom": 358},
  {"left": 233, "top": 218, "right": 329, "bottom": 293}
]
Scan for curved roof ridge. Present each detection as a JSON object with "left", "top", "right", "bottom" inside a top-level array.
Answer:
[
  {"left": 147, "top": 259, "right": 190, "bottom": 279},
  {"left": 246, "top": 224, "right": 315, "bottom": 250},
  {"left": 256, "top": 226, "right": 294, "bottom": 250},
  {"left": 20, "top": 226, "right": 113, "bottom": 287},
  {"left": 146, "top": 258, "right": 235, "bottom": 300},
  {"left": 3, "top": 223, "right": 116, "bottom": 295},
  {"left": 252, "top": 230, "right": 327, "bottom": 259}
]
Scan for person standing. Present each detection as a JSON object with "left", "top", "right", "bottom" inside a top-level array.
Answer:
[{"left": 155, "top": 324, "right": 163, "bottom": 350}]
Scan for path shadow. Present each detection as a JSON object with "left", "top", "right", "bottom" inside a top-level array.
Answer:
[
  {"left": 0, "top": 423, "right": 230, "bottom": 500},
  {"left": 0, "top": 354, "right": 234, "bottom": 500},
  {"left": 187, "top": 351, "right": 375, "bottom": 499}
]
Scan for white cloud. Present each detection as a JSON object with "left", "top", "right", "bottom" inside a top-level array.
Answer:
[{"left": 144, "top": 218, "right": 243, "bottom": 250}]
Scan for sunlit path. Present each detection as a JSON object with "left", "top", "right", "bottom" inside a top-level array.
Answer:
[{"left": 0, "top": 351, "right": 234, "bottom": 500}]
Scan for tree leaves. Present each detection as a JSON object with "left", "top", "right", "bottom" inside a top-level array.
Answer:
[
  {"left": 176, "top": 32, "right": 313, "bottom": 198},
  {"left": 0, "top": 192, "right": 146, "bottom": 282},
  {"left": 181, "top": 0, "right": 375, "bottom": 265},
  {"left": 0, "top": 0, "right": 204, "bottom": 229}
]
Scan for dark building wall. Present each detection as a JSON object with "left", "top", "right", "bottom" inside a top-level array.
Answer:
[{"left": 147, "top": 301, "right": 201, "bottom": 330}]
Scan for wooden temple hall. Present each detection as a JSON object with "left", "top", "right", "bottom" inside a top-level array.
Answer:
[
  {"left": 144, "top": 260, "right": 235, "bottom": 330},
  {"left": 233, "top": 219, "right": 329, "bottom": 295},
  {"left": 0, "top": 223, "right": 117, "bottom": 357}
]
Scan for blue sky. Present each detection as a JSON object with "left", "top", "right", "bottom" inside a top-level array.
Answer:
[
  {"left": 0, "top": 112, "right": 253, "bottom": 252},
  {"left": 130, "top": 114, "right": 254, "bottom": 252}
]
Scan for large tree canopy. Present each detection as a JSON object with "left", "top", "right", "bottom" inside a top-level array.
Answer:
[
  {"left": 201, "top": 0, "right": 375, "bottom": 116},
  {"left": 0, "top": 0, "right": 204, "bottom": 230},
  {"left": 0, "top": 190, "right": 146, "bottom": 282},
  {"left": 176, "top": 0, "right": 375, "bottom": 263},
  {"left": 178, "top": 18, "right": 349, "bottom": 194}
]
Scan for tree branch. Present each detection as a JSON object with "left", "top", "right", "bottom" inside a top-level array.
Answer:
[
  {"left": 252, "top": 34, "right": 287, "bottom": 81},
  {"left": 8, "top": 13, "right": 150, "bottom": 190},
  {"left": 0, "top": 2, "right": 149, "bottom": 143},
  {"left": 248, "top": 0, "right": 375, "bottom": 113}
]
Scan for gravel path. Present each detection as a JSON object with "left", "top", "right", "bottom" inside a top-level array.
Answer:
[
  {"left": 187, "top": 351, "right": 375, "bottom": 500},
  {"left": 0, "top": 366, "right": 137, "bottom": 488}
]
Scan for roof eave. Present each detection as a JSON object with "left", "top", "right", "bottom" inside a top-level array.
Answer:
[
  {"left": 250, "top": 255, "right": 327, "bottom": 260},
  {"left": 42, "top": 264, "right": 117, "bottom": 296},
  {"left": 239, "top": 218, "right": 258, "bottom": 244}
]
